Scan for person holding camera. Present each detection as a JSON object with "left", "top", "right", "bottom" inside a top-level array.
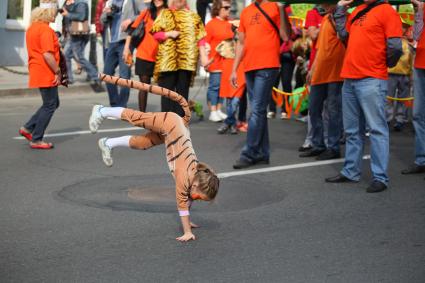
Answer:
[
  {"left": 101, "top": 0, "right": 145, "bottom": 108},
  {"left": 61, "top": 0, "right": 104, "bottom": 92}
]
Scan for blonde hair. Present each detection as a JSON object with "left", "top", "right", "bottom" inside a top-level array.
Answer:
[
  {"left": 194, "top": 162, "right": 219, "bottom": 200},
  {"left": 31, "top": 0, "right": 58, "bottom": 24}
]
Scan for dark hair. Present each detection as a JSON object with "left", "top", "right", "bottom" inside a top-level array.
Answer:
[
  {"left": 194, "top": 162, "right": 219, "bottom": 200},
  {"left": 149, "top": 0, "right": 168, "bottom": 20},
  {"left": 211, "top": 0, "right": 230, "bottom": 18}
]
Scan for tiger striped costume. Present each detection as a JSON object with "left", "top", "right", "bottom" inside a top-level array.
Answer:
[
  {"left": 100, "top": 74, "right": 197, "bottom": 216},
  {"left": 151, "top": 8, "right": 206, "bottom": 82}
]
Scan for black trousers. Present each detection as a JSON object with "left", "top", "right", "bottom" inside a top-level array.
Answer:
[
  {"left": 158, "top": 70, "right": 192, "bottom": 117},
  {"left": 269, "top": 52, "right": 295, "bottom": 113},
  {"left": 24, "top": 86, "right": 60, "bottom": 142}
]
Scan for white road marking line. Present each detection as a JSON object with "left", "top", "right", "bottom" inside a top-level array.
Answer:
[
  {"left": 218, "top": 155, "right": 371, "bottom": 179},
  {"left": 13, "top": 127, "right": 142, "bottom": 140}
]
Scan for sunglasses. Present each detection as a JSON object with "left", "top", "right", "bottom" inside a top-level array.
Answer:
[{"left": 221, "top": 6, "right": 231, "bottom": 10}]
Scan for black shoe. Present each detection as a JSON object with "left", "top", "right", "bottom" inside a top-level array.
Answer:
[
  {"left": 217, "top": 124, "right": 230, "bottom": 134},
  {"left": 366, "top": 180, "right": 388, "bottom": 193},
  {"left": 401, "top": 164, "right": 425, "bottom": 174},
  {"left": 229, "top": 125, "right": 238, "bottom": 135},
  {"left": 90, "top": 81, "right": 105, "bottom": 93},
  {"left": 254, "top": 158, "right": 270, "bottom": 165},
  {"left": 298, "top": 145, "right": 312, "bottom": 152},
  {"left": 325, "top": 174, "right": 356, "bottom": 183},
  {"left": 393, "top": 122, "right": 403, "bottom": 132},
  {"left": 299, "top": 148, "right": 325, "bottom": 158},
  {"left": 233, "top": 158, "right": 254, "bottom": 169},
  {"left": 316, "top": 149, "right": 341, "bottom": 160}
]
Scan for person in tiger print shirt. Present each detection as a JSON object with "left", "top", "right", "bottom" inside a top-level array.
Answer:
[
  {"left": 151, "top": 0, "right": 210, "bottom": 117},
  {"left": 89, "top": 74, "right": 220, "bottom": 242}
]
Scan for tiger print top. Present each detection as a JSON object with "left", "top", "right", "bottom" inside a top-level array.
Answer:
[
  {"left": 151, "top": 8, "right": 206, "bottom": 80},
  {"left": 99, "top": 74, "right": 196, "bottom": 216}
]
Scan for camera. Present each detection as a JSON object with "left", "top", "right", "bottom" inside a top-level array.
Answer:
[
  {"left": 58, "top": 8, "right": 64, "bottom": 13},
  {"left": 110, "top": 4, "right": 121, "bottom": 14}
]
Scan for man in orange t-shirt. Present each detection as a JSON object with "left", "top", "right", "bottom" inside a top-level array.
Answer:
[
  {"left": 401, "top": 0, "right": 425, "bottom": 176},
  {"left": 300, "top": 3, "right": 345, "bottom": 161},
  {"left": 230, "top": 0, "right": 290, "bottom": 169},
  {"left": 325, "top": 0, "right": 403, "bottom": 193}
]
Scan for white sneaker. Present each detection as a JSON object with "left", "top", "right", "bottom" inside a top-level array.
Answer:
[
  {"left": 267, "top": 111, "right": 276, "bottom": 119},
  {"left": 98, "top": 137, "right": 113, "bottom": 167},
  {"left": 209, "top": 111, "right": 222, "bottom": 122},
  {"left": 89, "top": 105, "right": 104, "bottom": 134},
  {"left": 280, "top": 112, "right": 288, "bottom": 119},
  {"left": 217, "top": 109, "right": 227, "bottom": 120}
]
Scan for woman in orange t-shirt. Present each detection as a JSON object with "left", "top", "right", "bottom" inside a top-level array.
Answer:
[
  {"left": 123, "top": 0, "right": 167, "bottom": 112},
  {"left": 19, "top": 0, "right": 61, "bottom": 150},
  {"left": 204, "top": 0, "right": 234, "bottom": 122}
]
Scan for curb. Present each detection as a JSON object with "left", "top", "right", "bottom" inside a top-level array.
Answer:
[{"left": 0, "top": 84, "right": 97, "bottom": 97}]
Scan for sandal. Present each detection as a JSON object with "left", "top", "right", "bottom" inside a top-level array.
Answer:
[
  {"left": 19, "top": 127, "right": 32, "bottom": 141},
  {"left": 29, "top": 141, "right": 54, "bottom": 149}
]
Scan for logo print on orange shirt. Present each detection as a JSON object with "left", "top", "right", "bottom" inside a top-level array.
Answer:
[
  {"left": 353, "top": 15, "right": 367, "bottom": 27},
  {"left": 250, "top": 13, "right": 261, "bottom": 25}
]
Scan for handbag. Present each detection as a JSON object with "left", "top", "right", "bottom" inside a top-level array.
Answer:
[
  {"left": 69, "top": 20, "right": 90, "bottom": 35},
  {"left": 254, "top": 2, "right": 283, "bottom": 45},
  {"left": 128, "top": 0, "right": 147, "bottom": 49},
  {"left": 216, "top": 39, "right": 235, "bottom": 59}
]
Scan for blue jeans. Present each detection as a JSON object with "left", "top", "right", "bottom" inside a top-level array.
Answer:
[
  {"left": 341, "top": 78, "right": 389, "bottom": 185},
  {"left": 65, "top": 35, "right": 99, "bottom": 83},
  {"left": 207, "top": 72, "right": 224, "bottom": 106},
  {"left": 413, "top": 68, "right": 425, "bottom": 166},
  {"left": 24, "top": 87, "right": 59, "bottom": 142},
  {"left": 240, "top": 68, "right": 279, "bottom": 163},
  {"left": 309, "top": 82, "right": 343, "bottom": 152},
  {"left": 224, "top": 97, "right": 240, "bottom": 126},
  {"left": 103, "top": 41, "right": 131, "bottom": 107},
  {"left": 386, "top": 74, "right": 410, "bottom": 123}
]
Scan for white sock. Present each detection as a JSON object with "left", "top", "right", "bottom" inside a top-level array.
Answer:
[
  {"left": 100, "top": 107, "right": 124, "bottom": 119},
  {"left": 105, "top": 136, "right": 131, "bottom": 149}
]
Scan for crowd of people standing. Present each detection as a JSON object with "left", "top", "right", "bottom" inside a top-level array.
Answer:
[{"left": 20, "top": 0, "right": 425, "bottom": 193}]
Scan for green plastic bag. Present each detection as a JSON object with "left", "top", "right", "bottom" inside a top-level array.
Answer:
[{"left": 288, "top": 87, "right": 309, "bottom": 113}]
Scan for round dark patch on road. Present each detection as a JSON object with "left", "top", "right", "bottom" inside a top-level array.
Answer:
[{"left": 57, "top": 175, "right": 286, "bottom": 213}]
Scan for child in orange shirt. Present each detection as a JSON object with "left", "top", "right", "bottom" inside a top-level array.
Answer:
[
  {"left": 19, "top": 0, "right": 61, "bottom": 149},
  {"left": 89, "top": 74, "right": 220, "bottom": 242}
]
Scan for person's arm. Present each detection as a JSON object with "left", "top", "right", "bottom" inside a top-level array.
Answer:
[
  {"left": 278, "top": 3, "right": 290, "bottom": 42},
  {"left": 177, "top": 215, "right": 195, "bottom": 241},
  {"left": 64, "top": 2, "right": 88, "bottom": 21},
  {"left": 123, "top": 35, "right": 132, "bottom": 63},
  {"left": 230, "top": 32, "right": 245, "bottom": 88},
  {"left": 387, "top": 38, "right": 403, "bottom": 68},
  {"left": 198, "top": 39, "right": 213, "bottom": 68},
  {"left": 412, "top": 0, "right": 424, "bottom": 41},
  {"left": 43, "top": 52, "right": 61, "bottom": 85},
  {"left": 334, "top": 0, "right": 353, "bottom": 42},
  {"left": 95, "top": 0, "right": 105, "bottom": 34}
]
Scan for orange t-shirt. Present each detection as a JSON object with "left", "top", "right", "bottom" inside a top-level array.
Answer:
[
  {"left": 26, "top": 22, "right": 60, "bottom": 88},
  {"left": 205, "top": 17, "right": 234, "bottom": 72},
  {"left": 311, "top": 15, "right": 345, "bottom": 85},
  {"left": 340, "top": 4, "right": 402, "bottom": 80},
  {"left": 219, "top": 58, "right": 246, "bottom": 99},
  {"left": 131, "top": 9, "right": 158, "bottom": 62},
  {"left": 415, "top": 9, "right": 425, "bottom": 69},
  {"left": 239, "top": 2, "right": 281, "bottom": 72}
]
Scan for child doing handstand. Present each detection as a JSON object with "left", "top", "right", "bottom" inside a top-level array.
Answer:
[{"left": 89, "top": 74, "right": 220, "bottom": 242}]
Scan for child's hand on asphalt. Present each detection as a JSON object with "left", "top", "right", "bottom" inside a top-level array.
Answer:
[{"left": 176, "top": 232, "right": 196, "bottom": 242}]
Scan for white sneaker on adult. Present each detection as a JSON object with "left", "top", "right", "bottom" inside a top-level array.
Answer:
[
  {"left": 89, "top": 105, "right": 105, "bottom": 133},
  {"left": 267, "top": 111, "right": 276, "bottom": 119},
  {"left": 217, "top": 109, "right": 227, "bottom": 120},
  {"left": 209, "top": 111, "right": 222, "bottom": 122},
  {"left": 98, "top": 137, "right": 113, "bottom": 167}
]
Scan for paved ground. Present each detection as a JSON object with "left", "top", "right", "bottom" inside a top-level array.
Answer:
[{"left": 0, "top": 87, "right": 424, "bottom": 282}]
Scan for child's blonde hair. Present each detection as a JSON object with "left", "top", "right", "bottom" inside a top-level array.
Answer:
[
  {"left": 31, "top": 0, "right": 58, "bottom": 24},
  {"left": 194, "top": 162, "right": 219, "bottom": 200}
]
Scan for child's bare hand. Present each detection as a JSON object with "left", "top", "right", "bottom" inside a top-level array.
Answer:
[
  {"left": 190, "top": 222, "right": 200, "bottom": 228},
  {"left": 176, "top": 232, "right": 196, "bottom": 242}
]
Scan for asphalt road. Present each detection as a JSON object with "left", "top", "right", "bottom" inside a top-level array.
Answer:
[{"left": 1, "top": 87, "right": 424, "bottom": 283}]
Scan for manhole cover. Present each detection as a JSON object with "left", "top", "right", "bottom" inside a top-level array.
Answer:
[{"left": 57, "top": 175, "right": 286, "bottom": 213}]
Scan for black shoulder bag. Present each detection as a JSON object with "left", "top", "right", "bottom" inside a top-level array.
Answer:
[
  {"left": 254, "top": 2, "right": 283, "bottom": 45},
  {"left": 128, "top": 1, "right": 147, "bottom": 49}
]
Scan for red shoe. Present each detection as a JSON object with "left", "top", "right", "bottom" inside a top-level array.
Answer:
[
  {"left": 29, "top": 141, "right": 54, "bottom": 149},
  {"left": 19, "top": 128, "right": 32, "bottom": 141},
  {"left": 236, "top": 122, "right": 248, "bottom": 133}
]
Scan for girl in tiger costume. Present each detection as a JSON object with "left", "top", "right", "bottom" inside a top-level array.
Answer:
[{"left": 89, "top": 74, "right": 219, "bottom": 242}]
